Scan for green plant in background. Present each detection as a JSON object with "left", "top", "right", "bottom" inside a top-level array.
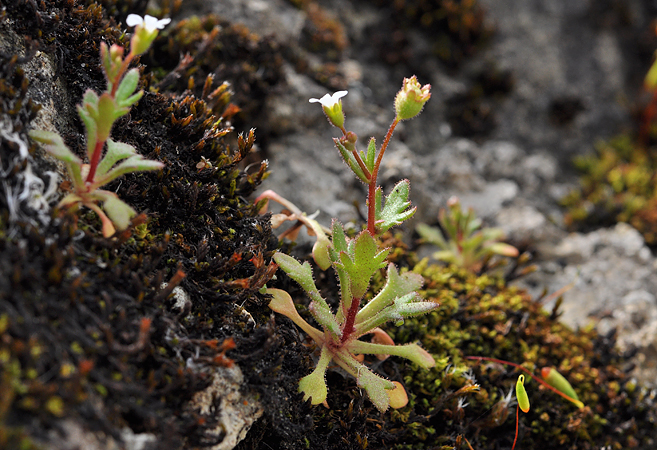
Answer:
[
  {"left": 29, "top": 14, "right": 168, "bottom": 237},
  {"left": 263, "top": 77, "right": 439, "bottom": 412},
  {"left": 416, "top": 196, "right": 518, "bottom": 273}
]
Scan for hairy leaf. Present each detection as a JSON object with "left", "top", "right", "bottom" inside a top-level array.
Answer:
[{"left": 375, "top": 179, "right": 416, "bottom": 234}]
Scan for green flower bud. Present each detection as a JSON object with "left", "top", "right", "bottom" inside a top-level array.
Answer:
[{"left": 394, "top": 76, "right": 431, "bottom": 121}]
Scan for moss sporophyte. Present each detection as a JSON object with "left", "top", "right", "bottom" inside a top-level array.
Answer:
[
  {"left": 29, "top": 15, "right": 169, "bottom": 237},
  {"left": 259, "top": 78, "right": 438, "bottom": 412}
]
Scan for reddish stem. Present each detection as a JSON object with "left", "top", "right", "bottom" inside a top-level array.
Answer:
[
  {"left": 340, "top": 297, "right": 360, "bottom": 345},
  {"left": 512, "top": 404, "right": 520, "bottom": 450},
  {"left": 85, "top": 139, "right": 105, "bottom": 184},
  {"left": 367, "top": 118, "right": 399, "bottom": 235}
]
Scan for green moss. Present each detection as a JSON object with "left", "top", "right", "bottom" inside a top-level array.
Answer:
[{"left": 562, "top": 134, "right": 657, "bottom": 244}]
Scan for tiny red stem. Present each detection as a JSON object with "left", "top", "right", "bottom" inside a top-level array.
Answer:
[
  {"left": 367, "top": 118, "right": 399, "bottom": 235},
  {"left": 512, "top": 404, "right": 519, "bottom": 450}
]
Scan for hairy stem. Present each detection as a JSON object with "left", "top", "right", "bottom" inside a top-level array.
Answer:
[
  {"left": 340, "top": 297, "right": 361, "bottom": 345},
  {"left": 367, "top": 118, "right": 399, "bottom": 235}
]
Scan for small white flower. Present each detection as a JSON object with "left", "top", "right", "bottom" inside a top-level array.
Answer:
[
  {"left": 126, "top": 14, "right": 171, "bottom": 31},
  {"left": 309, "top": 90, "right": 348, "bottom": 107}
]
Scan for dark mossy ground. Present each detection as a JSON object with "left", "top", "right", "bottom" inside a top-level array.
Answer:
[{"left": 0, "top": 1, "right": 656, "bottom": 450}]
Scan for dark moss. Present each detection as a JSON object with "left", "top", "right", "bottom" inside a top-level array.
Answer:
[
  {"left": 0, "top": 0, "right": 282, "bottom": 447},
  {"left": 143, "top": 14, "right": 285, "bottom": 145},
  {"left": 365, "top": 0, "right": 493, "bottom": 69}
]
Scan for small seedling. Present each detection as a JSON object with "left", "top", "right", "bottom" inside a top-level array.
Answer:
[
  {"left": 30, "top": 14, "right": 169, "bottom": 237},
  {"left": 468, "top": 356, "right": 584, "bottom": 449},
  {"left": 416, "top": 196, "right": 518, "bottom": 272},
  {"left": 266, "top": 77, "right": 438, "bottom": 412}
]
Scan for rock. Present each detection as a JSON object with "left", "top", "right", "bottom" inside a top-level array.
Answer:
[
  {"left": 518, "top": 223, "right": 657, "bottom": 386},
  {"left": 189, "top": 365, "right": 263, "bottom": 450}
]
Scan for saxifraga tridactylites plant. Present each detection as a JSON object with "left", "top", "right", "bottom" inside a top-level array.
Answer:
[
  {"left": 260, "top": 77, "right": 439, "bottom": 412},
  {"left": 29, "top": 14, "right": 169, "bottom": 237}
]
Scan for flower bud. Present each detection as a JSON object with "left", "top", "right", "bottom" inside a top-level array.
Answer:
[{"left": 394, "top": 76, "right": 431, "bottom": 121}]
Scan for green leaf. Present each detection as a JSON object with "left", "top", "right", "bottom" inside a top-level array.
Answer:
[
  {"left": 29, "top": 130, "right": 80, "bottom": 164},
  {"left": 77, "top": 104, "right": 98, "bottom": 161},
  {"left": 274, "top": 252, "right": 318, "bottom": 294},
  {"left": 298, "top": 346, "right": 331, "bottom": 405},
  {"left": 95, "top": 155, "right": 164, "bottom": 187},
  {"left": 334, "top": 138, "right": 369, "bottom": 184},
  {"left": 96, "top": 93, "right": 116, "bottom": 142},
  {"left": 360, "top": 137, "right": 376, "bottom": 173},
  {"left": 82, "top": 89, "right": 100, "bottom": 112},
  {"left": 329, "top": 221, "right": 352, "bottom": 321},
  {"left": 375, "top": 179, "right": 416, "bottom": 234},
  {"left": 357, "top": 264, "right": 424, "bottom": 323},
  {"left": 115, "top": 68, "right": 140, "bottom": 106},
  {"left": 30, "top": 130, "right": 84, "bottom": 186},
  {"left": 96, "top": 139, "right": 137, "bottom": 178},
  {"left": 416, "top": 223, "right": 448, "bottom": 249},
  {"left": 348, "top": 340, "right": 435, "bottom": 369},
  {"left": 102, "top": 194, "right": 136, "bottom": 231},
  {"left": 273, "top": 253, "right": 338, "bottom": 336},
  {"left": 339, "top": 231, "right": 389, "bottom": 299},
  {"left": 355, "top": 292, "right": 437, "bottom": 333},
  {"left": 332, "top": 349, "right": 395, "bottom": 412}
]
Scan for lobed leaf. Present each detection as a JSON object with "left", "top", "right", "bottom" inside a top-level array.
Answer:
[
  {"left": 298, "top": 346, "right": 331, "bottom": 405},
  {"left": 357, "top": 264, "right": 424, "bottom": 323},
  {"left": 96, "top": 138, "right": 137, "bottom": 178},
  {"left": 375, "top": 179, "right": 416, "bottom": 234},
  {"left": 340, "top": 231, "right": 389, "bottom": 299}
]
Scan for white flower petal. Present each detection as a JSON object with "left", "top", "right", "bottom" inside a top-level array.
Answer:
[
  {"left": 126, "top": 14, "right": 144, "bottom": 27},
  {"left": 157, "top": 18, "right": 172, "bottom": 29},
  {"left": 309, "top": 91, "right": 348, "bottom": 107},
  {"left": 143, "top": 15, "right": 159, "bottom": 30},
  {"left": 332, "top": 91, "right": 348, "bottom": 102}
]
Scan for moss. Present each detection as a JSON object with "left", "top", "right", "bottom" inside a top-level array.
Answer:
[
  {"left": 1, "top": 0, "right": 280, "bottom": 447},
  {"left": 2, "top": 1, "right": 656, "bottom": 449},
  {"left": 143, "top": 14, "right": 285, "bottom": 143},
  {"left": 256, "top": 247, "right": 655, "bottom": 449},
  {"left": 562, "top": 134, "right": 657, "bottom": 244},
  {"left": 366, "top": 0, "right": 492, "bottom": 68}
]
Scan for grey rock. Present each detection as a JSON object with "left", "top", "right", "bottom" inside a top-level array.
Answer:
[{"left": 189, "top": 365, "right": 264, "bottom": 450}]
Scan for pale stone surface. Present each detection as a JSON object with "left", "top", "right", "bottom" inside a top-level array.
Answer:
[{"left": 189, "top": 365, "right": 264, "bottom": 450}]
